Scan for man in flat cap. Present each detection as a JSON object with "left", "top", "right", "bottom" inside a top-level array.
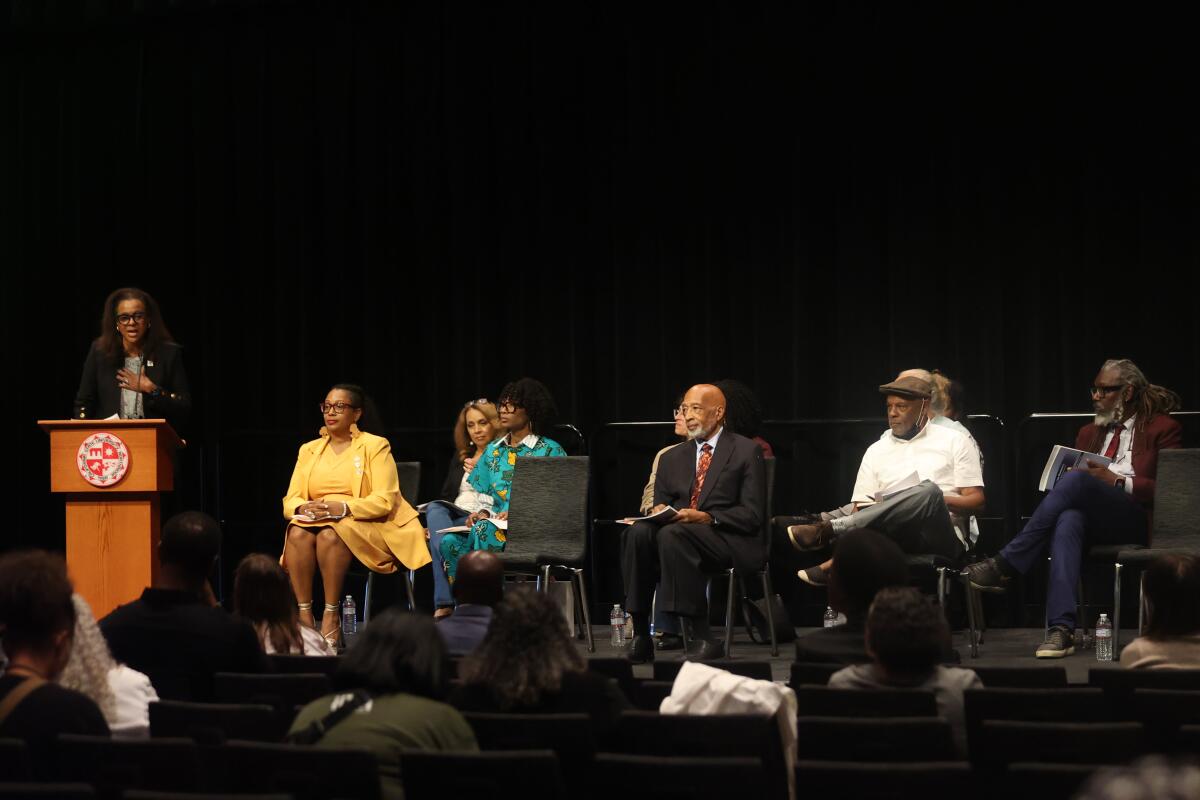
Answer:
[{"left": 786, "top": 374, "right": 985, "bottom": 585}]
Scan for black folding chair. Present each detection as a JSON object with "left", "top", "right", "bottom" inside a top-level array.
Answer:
[
  {"left": 463, "top": 712, "right": 596, "bottom": 775},
  {"left": 975, "top": 721, "right": 1146, "bottom": 771},
  {"left": 590, "top": 754, "right": 766, "bottom": 800},
  {"left": 794, "top": 717, "right": 957, "bottom": 761},
  {"left": 400, "top": 750, "right": 565, "bottom": 800},
  {"left": 55, "top": 735, "right": 203, "bottom": 796},
  {"left": 964, "top": 688, "right": 1111, "bottom": 764},
  {"left": 795, "top": 686, "right": 938, "bottom": 718},
  {"left": 149, "top": 700, "right": 281, "bottom": 744},
  {"left": 220, "top": 740, "right": 381, "bottom": 800},
  {"left": 1124, "top": 689, "right": 1200, "bottom": 752}
]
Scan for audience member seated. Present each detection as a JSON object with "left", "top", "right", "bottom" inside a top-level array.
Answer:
[
  {"left": 289, "top": 609, "right": 477, "bottom": 799},
  {"left": 283, "top": 383, "right": 429, "bottom": 649},
  {"left": 440, "top": 378, "right": 567, "bottom": 586},
  {"left": 436, "top": 550, "right": 503, "bottom": 657},
  {"left": 233, "top": 553, "right": 334, "bottom": 657},
  {"left": 829, "top": 587, "right": 980, "bottom": 756},
  {"left": 101, "top": 511, "right": 267, "bottom": 701},
  {"left": 426, "top": 399, "right": 503, "bottom": 619},
  {"left": 1120, "top": 554, "right": 1200, "bottom": 669},
  {"left": 793, "top": 529, "right": 909, "bottom": 665},
  {"left": 451, "top": 587, "right": 630, "bottom": 734},
  {"left": 59, "top": 594, "right": 159, "bottom": 738},
  {"left": 786, "top": 374, "right": 985, "bottom": 587},
  {"left": 0, "top": 550, "right": 110, "bottom": 778}
]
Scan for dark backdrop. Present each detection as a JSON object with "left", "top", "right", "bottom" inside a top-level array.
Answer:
[{"left": 6, "top": 4, "right": 1198, "bottom": 603}]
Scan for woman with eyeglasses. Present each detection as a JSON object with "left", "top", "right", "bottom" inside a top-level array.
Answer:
[
  {"left": 73, "top": 287, "right": 191, "bottom": 431},
  {"left": 425, "top": 399, "right": 503, "bottom": 618},
  {"left": 439, "top": 378, "right": 567, "bottom": 586},
  {"left": 281, "top": 384, "right": 429, "bottom": 649}
]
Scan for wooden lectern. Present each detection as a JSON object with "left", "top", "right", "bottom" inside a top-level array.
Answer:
[{"left": 39, "top": 419, "right": 182, "bottom": 619}]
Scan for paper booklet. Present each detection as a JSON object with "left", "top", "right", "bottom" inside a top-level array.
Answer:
[
  {"left": 416, "top": 500, "right": 472, "bottom": 515},
  {"left": 436, "top": 517, "right": 508, "bottom": 534},
  {"left": 617, "top": 506, "right": 680, "bottom": 525},
  {"left": 1039, "top": 446, "right": 1112, "bottom": 492},
  {"left": 869, "top": 471, "right": 920, "bottom": 502}
]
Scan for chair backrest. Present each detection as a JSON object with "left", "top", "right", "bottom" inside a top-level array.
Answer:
[
  {"left": 796, "top": 687, "right": 938, "bottom": 718},
  {"left": 149, "top": 700, "right": 281, "bottom": 744},
  {"left": 591, "top": 754, "right": 767, "bottom": 799},
  {"left": 761, "top": 457, "right": 776, "bottom": 548},
  {"left": 1152, "top": 449, "right": 1200, "bottom": 548},
  {"left": 629, "top": 679, "right": 674, "bottom": 711},
  {"left": 964, "top": 688, "right": 1110, "bottom": 763},
  {"left": 400, "top": 750, "right": 565, "bottom": 800},
  {"left": 970, "top": 665, "right": 1067, "bottom": 688},
  {"left": 395, "top": 460, "right": 421, "bottom": 505},
  {"left": 1003, "top": 762, "right": 1099, "bottom": 799},
  {"left": 500, "top": 456, "right": 590, "bottom": 567},
  {"left": 268, "top": 654, "right": 341, "bottom": 676},
  {"left": 975, "top": 720, "right": 1146, "bottom": 769},
  {"left": 1088, "top": 667, "right": 1200, "bottom": 694},
  {"left": 653, "top": 659, "right": 773, "bottom": 683},
  {"left": 55, "top": 735, "right": 202, "bottom": 794},
  {"left": 794, "top": 717, "right": 958, "bottom": 761},
  {"left": 548, "top": 424, "right": 587, "bottom": 456},
  {"left": 212, "top": 673, "right": 330, "bottom": 711},
  {"left": 221, "top": 740, "right": 381, "bottom": 800},
  {"left": 794, "top": 760, "right": 971, "bottom": 798},
  {"left": 789, "top": 661, "right": 841, "bottom": 688},
  {"left": 0, "top": 739, "right": 30, "bottom": 782},
  {"left": 461, "top": 712, "right": 595, "bottom": 774},
  {"left": 586, "top": 657, "right": 636, "bottom": 695},
  {"left": 0, "top": 785, "right": 96, "bottom": 799}
]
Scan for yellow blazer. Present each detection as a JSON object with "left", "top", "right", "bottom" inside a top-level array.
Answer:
[{"left": 281, "top": 429, "right": 424, "bottom": 560}]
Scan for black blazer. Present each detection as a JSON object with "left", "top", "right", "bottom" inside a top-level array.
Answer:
[
  {"left": 653, "top": 429, "right": 766, "bottom": 568},
  {"left": 73, "top": 341, "right": 192, "bottom": 432}
]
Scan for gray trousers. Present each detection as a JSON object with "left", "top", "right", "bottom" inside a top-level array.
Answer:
[{"left": 838, "top": 480, "right": 963, "bottom": 560}]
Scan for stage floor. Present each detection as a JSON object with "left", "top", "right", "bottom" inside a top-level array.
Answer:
[{"left": 579, "top": 626, "right": 1131, "bottom": 685}]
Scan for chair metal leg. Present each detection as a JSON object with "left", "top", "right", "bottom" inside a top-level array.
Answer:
[
  {"left": 760, "top": 569, "right": 779, "bottom": 657},
  {"left": 364, "top": 572, "right": 374, "bottom": 624},
  {"left": 936, "top": 567, "right": 947, "bottom": 607},
  {"left": 962, "top": 575, "right": 980, "bottom": 659},
  {"left": 1113, "top": 562, "right": 1122, "bottom": 650},
  {"left": 724, "top": 569, "right": 736, "bottom": 657},
  {"left": 572, "top": 568, "right": 595, "bottom": 653},
  {"left": 405, "top": 569, "right": 417, "bottom": 612},
  {"left": 538, "top": 563, "right": 551, "bottom": 591},
  {"left": 1138, "top": 571, "right": 1145, "bottom": 637}
]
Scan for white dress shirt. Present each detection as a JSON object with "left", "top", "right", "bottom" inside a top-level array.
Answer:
[{"left": 1098, "top": 415, "right": 1137, "bottom": 495}]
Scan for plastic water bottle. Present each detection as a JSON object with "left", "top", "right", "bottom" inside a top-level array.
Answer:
[
  {"left": 823, "top": 606, "right": 838, "bottom": 628},
  {"left": 342, "top": 595, "right": 357, "bottom": 637},
  {"left": 610, "top": 604, "right": 626, "bottom": 647},
  {"left": 1095, "top": 613, "right": 1113, "bottom": 662}
]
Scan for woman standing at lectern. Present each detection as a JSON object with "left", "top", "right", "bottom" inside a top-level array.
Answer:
[{"left": 73, "top": 287, "right": 191, "bottom": 431}]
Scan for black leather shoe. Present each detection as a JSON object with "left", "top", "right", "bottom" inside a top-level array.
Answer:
[
  {"left": 683, "top": 639, "right": 728, "bottom": 662},
  {"left": 628, "top": 634, "right": 655, "bottom": 664},
  {"left": 963, "top": 558, "right": 1010, "bottom": 593},
  {"left": 786, "top": 521, "right": 834, "bottom": 551},
  {"left": 655, "top": 633, "right": 684, "bottom": 651}
]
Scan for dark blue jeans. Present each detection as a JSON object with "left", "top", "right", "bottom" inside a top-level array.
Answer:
[{"left": 1000, "top": 470, "right": 1147, "bottom": 630}]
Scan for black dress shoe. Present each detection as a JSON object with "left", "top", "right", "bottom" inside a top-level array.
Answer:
[
  {"left": 963, "top": 558, "right": 1011, "bottom": 593},
  {"left": 627, "top": 634, "right": 655, "bottom": 664},
  {"left": 683, "top": 639, "right": 728, "bottom": 662},
  {"left": 655, "top": 633, "right": 684, "bottom": 651},
  {"left": 786, "top": 521, "right": 834, "bottom": 551}
]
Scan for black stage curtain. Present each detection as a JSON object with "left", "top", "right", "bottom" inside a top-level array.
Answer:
[{"left": 6, "top": 4, "right": 1198, "bottom": 560}]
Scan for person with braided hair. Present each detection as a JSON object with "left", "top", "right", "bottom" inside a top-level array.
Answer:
[{"left": 965, "top": 358, "right": 1183, "bottom": 658}]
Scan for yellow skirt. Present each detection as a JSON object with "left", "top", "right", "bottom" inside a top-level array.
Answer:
[{"left": 286, "top": 510, "right": 431, "bottom": 574}]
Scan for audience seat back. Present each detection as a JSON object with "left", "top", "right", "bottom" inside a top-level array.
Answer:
[
  {"left": 796, "top": 687, "right": 938, "bottom": 718},
  {"left": 54, "top": 735, "right": 202, "bottom": 795},
  {"left": 794, "top": 760, "right": 970, "bottom": 798},
  {"left": 591, "top": 754, "right": 767, "bottom": 799},
  {"left": 400, "top": 750, "right": 564, "bottom": 800},
  {"left": 794, "top": 716, "right": 957, "bottom": 762},
  {"left": 149, "top": 700, "right": 281, "bottom": 744},
  {"left": 220, "top": 740, "right": 381, "bottom": 800}
]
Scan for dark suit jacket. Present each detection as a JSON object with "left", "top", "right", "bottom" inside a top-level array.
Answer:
[
  {"left": 436, "top": 604, "right": 493, "bottom": 657},
  {"left": 653, "top": 429, "right": 766, "bottom": 570},
  {"left": 1075, "top": 413, "right": 1182, "bottom": 507},
  {"left": 73, "top": 340, "right": 192, "bottom": 431}
]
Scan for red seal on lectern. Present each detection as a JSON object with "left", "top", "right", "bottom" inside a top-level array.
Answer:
[{"left": 77, "top": 432, "right": 131, "bottom": 487}]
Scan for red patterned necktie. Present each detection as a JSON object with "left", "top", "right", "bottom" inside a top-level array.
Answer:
[
  {"left": 1102, "top": 424, "right": 1123, "bottom": 460},
  {"left": 689, "top": 443, "right": 713, "bottom": 510}
]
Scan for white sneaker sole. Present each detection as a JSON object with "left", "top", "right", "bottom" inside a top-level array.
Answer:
[{"left": 1034, "top": 644, "right": 1075, "bottom": 658}]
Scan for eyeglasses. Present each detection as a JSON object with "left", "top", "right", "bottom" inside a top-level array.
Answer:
[
  {"left": 497, "top": 401, "right": 522, "bottom": 414},
  {"left": 319, "top": 402, "right": 360, "bottom": 415},
  {"left": 463, "top": 398, "right": 490, "bottom": 408},
  {"left": 677, "top": 404, "right": 706, "bottom": 415},
  {"left": 117, "top": 312, "right": 148, "bottom": 325},
  {"left": 1089, "top": 384, "right": 1124, "bottom": 397}
]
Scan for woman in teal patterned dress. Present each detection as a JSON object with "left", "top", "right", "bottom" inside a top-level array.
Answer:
[{"left": 440, "top": 378, "right": 566, "bottom": 584}]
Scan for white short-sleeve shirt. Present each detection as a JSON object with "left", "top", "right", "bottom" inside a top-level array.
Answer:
[{"left": 851, "top": 421, "right": 984, "bottom": 504}]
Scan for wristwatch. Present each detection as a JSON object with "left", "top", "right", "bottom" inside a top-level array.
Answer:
[{"left": 148, "top": 388, "right": 163, "bottom": 399}]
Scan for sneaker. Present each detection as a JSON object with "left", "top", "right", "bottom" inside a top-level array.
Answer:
[
  {"left": 797, "top": 565, "right": 829, "bottom": 587},
  {"left": 963, "top": 558, "right": 1011, "bottom": 593},
  {"left": 1035, "top": 626, "right": 1075, "bottom": 658},
  {"left": 786, "top": 521, "right": 834, "bottom": 551}
]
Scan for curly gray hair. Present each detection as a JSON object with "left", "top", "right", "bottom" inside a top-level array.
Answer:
[{"left": 57, "top": 594, "right": 118, "bottom": 726}]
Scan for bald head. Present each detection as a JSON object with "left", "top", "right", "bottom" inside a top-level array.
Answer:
[
  {"left": 680, "top": 384, "right": 726, "bottom": 441},
  {"left": 454, "top": 550, "right": 504, "bottom": 607}
]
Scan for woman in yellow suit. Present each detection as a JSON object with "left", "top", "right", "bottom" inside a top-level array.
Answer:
[{"left": 282, "top": 384, "right": 430, "bottom": 648}]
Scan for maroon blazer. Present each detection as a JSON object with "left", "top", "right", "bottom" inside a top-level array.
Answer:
[{"left": 1074, "top": 413, "right": 1183, "bottom": 507}]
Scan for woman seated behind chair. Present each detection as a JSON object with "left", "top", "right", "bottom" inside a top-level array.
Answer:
[
  {"left": 289, "top": 609, "right": 477, "bottom": 800},
  {"left": 282, "top": 384, "right": 430, "bottom": 649},
  {"left": 439, "top": 378, "right": 566, "bottom": 587},
  {"left": 451, "top": 586, "right": 629, "bottom": 732},
  {"left": 425, "top": 399, "right": 503, "bottom": 618},
  {"left": 234, "top": 554, "right": 335, "bottom": 656},
  {"left": 1120, "top": 554, "right": 1200, "bottom": 669}
]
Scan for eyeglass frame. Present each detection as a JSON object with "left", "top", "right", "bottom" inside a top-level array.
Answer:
[
  {"left": 496, "top": 400, "right": 524, "bottom": 414},
  {"left": 117, "top": 312, "right": 148, "bottom": 325},
  {"left": 463, "top": 398, "right": 491, "bottom": 408},
  {"left": 319, "top": 402, "right": 361, "bottom": 415},
  {"left": 1089, "top": 384, "right": 1126, "bottom": 397}
]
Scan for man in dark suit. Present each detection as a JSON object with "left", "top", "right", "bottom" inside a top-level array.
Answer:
[
  {"left": 966, "top": 359, "right": 1183, "bottom": 658},
  {"left": 436, "top": 550, "right": 502, "bottom": 657},
  {"left": 622, "top": 383, "right": 765, "bottom": 663}
]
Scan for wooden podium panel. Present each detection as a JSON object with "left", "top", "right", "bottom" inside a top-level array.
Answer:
[{"left": 40, "top": 419, "right": 181, "bottom": 619}]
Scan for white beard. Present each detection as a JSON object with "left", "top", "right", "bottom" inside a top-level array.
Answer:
[
  {"left": 1094, "top": 400, "right": 1124, "bottom": 427},
  {"left": 687, "top": 425, "right": 709, "bottom": 441}
]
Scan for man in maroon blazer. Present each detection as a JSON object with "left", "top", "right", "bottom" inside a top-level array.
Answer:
[{"left": 965, "top": 359, "right": 1182, "bottom": 658}]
